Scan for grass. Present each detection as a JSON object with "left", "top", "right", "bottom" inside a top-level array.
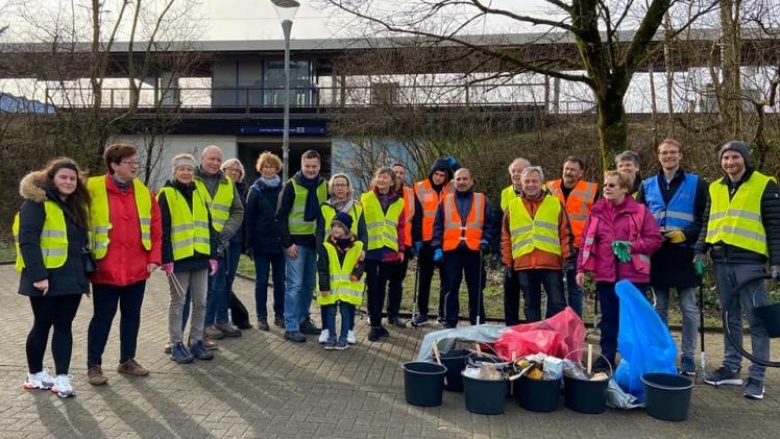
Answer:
[{"left": 236, "top": 255, "right": 735, "bottom": 328}]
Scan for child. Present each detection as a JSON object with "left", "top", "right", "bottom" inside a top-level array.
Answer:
[{"left": 317, "top": 212, "right": 365, "bottom": 350}]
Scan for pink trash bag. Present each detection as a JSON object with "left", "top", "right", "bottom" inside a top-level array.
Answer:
[{"left": 495, "top": 307, "right": 586, "bottom": 362}]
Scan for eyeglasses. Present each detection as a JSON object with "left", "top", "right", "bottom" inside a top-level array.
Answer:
[
  {"left": 121, "top": 160, "right": 140, "bottom": 167},
  {"left": 603, "top": 183, "right": 618, "bottom": 188},
  {"left": 332, "top": 183, "right": 349, "bottom": 188},
  {"left": 224, "top": 168, "right": 241, "bottom": 172}
]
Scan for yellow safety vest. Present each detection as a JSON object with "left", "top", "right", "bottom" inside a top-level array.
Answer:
[
  {"left": 705, "top": 172, "right": 772, "bottom": 256},
  {"left": 87, "top": 176, "right": 152, "bottom": 260},
  {"left": 13, "top": 201, "right": 69, "bottom": 272},
  {"left": 320, "top": 202, "right": 363, "bottom": 238},
  {"left": 361, "top": 191, "right": 404, "bottom": 251},
  {"left": 158, "top": 187, "right": 211, "bottom": 261},
  {"left": 500, "top": 185, "right": 521, "bottom": 212},
  {"left": 317, "top": 241, "right": 364, "bottom": 306},
  {"left": 194, "top": 176, "right": 234, "bottom": 233},
  {"left": 289, "top": 179, "right": 328, "bottom": 235},
  {"left": 508, "top": 195, "right": 562, "bottom": 258}
]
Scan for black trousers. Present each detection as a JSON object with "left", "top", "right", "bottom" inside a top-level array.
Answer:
[
  {"left": 415, "top": 245, "right": 445, "bottom": 317},
  {"left": 366, "top": 260, "right": 393, "bottom": 328},
  {"left": 517, "top": 269, "right": 566, "bottom": 323},
  {"left": 27, "top": 294, "right": 82, "bottom": 375},
  {"left": 87, "top": 280, "right": 146, "bottom": 367},
  {"left": 441, "top": 248, "right": 486, "bottom": 325},
  {"left": 503, "top": 269, "right": 523, "bottom": 326},
  {"left": 386, "top": 253, "right": 409, "bottom": 317}
]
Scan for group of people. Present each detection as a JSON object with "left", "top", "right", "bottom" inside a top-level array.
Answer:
[{"left": 14, "top": 138, "right": 780, "bottom": 402}]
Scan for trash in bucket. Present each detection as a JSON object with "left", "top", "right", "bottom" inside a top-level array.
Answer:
[
  {"left": 563, "top": 348, "right": 611, "bottom": 414},
  {"left": 440, "top": 349, "right": 470, "bottom": 391},
  {"left": 754, "top": 303, "right": 780, "bottom": 338},
  {"left": 402, "top": 362, "right": 447, "bottom": 407},
  {"left": 462, "top": 372, "right": 507, "bottom": 415},
  {"left": 642, "top": 373, "right": 693, "bottom": 422}
]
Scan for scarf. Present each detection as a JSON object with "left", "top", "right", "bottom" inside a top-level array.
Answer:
[
  {"left": 261, "top": 175, "right": 281, "bottom": 188},
  {"left": 328, "top": 197, "right": 354, "bottom": 213},
  {"left": 295, "top": 172, "right": 321, "bottom": 222},
  {"left": 111, "top": 174, "right": 130, "bottom": 191}
]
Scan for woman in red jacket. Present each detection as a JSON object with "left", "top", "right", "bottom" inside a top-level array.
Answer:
[
  {"left": 576, "top": 170, "right": 662, "bottom": 372},
  {"left": 85, "top": 144, "right": 163, "bottom": 386}
]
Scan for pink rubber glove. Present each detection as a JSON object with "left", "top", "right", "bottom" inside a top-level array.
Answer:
[
  {"left": 209, "top": 259, "right": 218, "bottom": 276},
  {"left": 160, "top": 263, "right": 174, "bottom": 275}
]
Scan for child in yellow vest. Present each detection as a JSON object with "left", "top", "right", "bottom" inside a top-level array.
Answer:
[{"left": 317, "top": 212, "right": 365, "bottom": 350}]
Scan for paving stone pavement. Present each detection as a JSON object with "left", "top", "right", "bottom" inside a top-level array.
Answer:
[{"left": 1, "top": 264, "right": 779, "bottom": 439}]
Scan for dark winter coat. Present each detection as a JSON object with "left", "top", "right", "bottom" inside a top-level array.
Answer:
[
  {"left": 157, "top": 179, "right": 217, "bottom": 272},
  {"left": 246, "top": 178, "right": 284, "bottom": 255},
  {"left": 17, "top": 171, "right": 90, "bottom": 297}
]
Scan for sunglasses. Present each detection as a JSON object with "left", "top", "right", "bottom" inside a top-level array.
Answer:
[{"left": 603, "top": 183, "right": 618, "bottom": 188}]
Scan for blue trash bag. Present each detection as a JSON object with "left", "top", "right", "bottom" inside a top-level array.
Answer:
[{"left": 613, "top": 280, "right": 678, "bottom": 401}]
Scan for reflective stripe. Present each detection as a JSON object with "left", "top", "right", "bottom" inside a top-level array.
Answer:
[
  {"left": 319, "top": 241, "right": 365, "bottom": 306},
  {"left": 159, "top": 186, "right": 211, "bottom": 261},
  {"left": 642, "top": 173, "right": 698, "bottom": 232},
  {"left": 361, "top": 191, "right": 404, "bottom": 251},
  {"left": 442, "top": 192, "right": 484, "bottom": 251},
  {"left": 13, "top": 200, "right": 70, "bottom": 272},
  {"left": 547, "top": 179, "right": 597, "bottom": 248},
  {"left": 416, "top": 180, "right": 453, "bottom": 241},
  {"left": 88, "top": 176, "right": 153, "bottom": 258},
  {"left": 705, "top": 173, "right": 771, "bottom": 256},
  {"left": 508, "top": 195, "right": 562, "bottom": 258}
]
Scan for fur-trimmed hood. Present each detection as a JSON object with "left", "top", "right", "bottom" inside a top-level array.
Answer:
[{"left": 19, "top": 170, "right": 48, "bottom": 203}]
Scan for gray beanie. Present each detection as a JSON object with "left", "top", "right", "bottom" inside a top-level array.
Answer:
[{"left": 719, "top": 141, "right": 751, "bottom": 167}]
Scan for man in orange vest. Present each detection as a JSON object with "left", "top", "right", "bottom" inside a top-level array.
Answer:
[
  {"left": 410, "top": 157, "right": 458, "bottom": 327},
  {"left": 385, "top": 162, "right": 415, "bottom": 328},
  {"left": 546, "top": 156, "right": 599, "bottom": 317},
  {"left": 431, "top": 168, "right": 493, "bottom": 328}
]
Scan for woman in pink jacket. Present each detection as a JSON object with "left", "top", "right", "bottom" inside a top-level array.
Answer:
[{"left": 576, "top": 170, "right": 662, "bottom": 372}]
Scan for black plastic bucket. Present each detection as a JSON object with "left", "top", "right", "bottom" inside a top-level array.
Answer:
[
  {"left": 642, "top": 373, "right": 694, "bottom": 422},
  {"left": 563, "top": 375, "right": 609, "bottom": 414},
  {"left": 462, "top": 373, "right": 507, "bottom": 415},
  {"left": 516, "top": 376, "right": 561, "bottom": 412},
  {"left": 440, "top": 349, "right": 470, "bottom": 391},
  {"left": 402, "top": 362, "right": 447, "bottom": 407},
  {"left": 754, "top": 303, "right": 780, "bottom": 338}
]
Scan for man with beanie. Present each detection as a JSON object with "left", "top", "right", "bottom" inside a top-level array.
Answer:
[
  {"left": 276, "top": 150, "right": 328, "bottom": 342},
  {"left": 431, "top": 168, "right": 493, "bottom": 328},
  {"left": 696, "top": 141, "right": 780, "bottom": 400},
  {"left": 410, "top": 157, "right": 456, "bottom": 326},
  {"left": 638, "top": 138, "right": 708, "bottom": 375}
]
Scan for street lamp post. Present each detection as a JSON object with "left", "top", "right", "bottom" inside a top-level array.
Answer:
[{"left": 270, "top": 0, "right": 300, "bottom": 182}]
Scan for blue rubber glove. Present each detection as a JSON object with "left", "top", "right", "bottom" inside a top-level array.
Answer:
[
  {"left": 433, "top": 249, "right": 443, "bottom": 262},
  {"left": 413, "top": 241, "right": 423, "bottom": 254}
]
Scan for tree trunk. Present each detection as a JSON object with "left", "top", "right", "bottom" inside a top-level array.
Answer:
[{"left": 595, "top": 89, "right": 628, "bottom": 171}]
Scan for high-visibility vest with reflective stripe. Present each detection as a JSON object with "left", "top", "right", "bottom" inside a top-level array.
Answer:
[
  {"left": 442, "top": 192, "right": 485, "bottom": 251},
  {"left": 361, "top": 191, "right": 404, "bottom": 251},
  {"left": 321, "top": 202, "right": 363, "bottom": 239},
  {"left": 158, "top": 187, "right": 211, "bottom": 261},
  {"left": 642, "top": 173, "right": 698, "bottom": 230},
  {"left": 87, "top": 176, "right": 152, "bottom": 260},
  {"left": 402, "top": 186, "right": 415, "bottom": 246},
  {"left": 500, "top": 185, "right": 521, "bottom": 212},
  {"left": 547, "top": 179, "right": 597, "bottom": 248},
  {"left": 12, "top": 201, "right": 69, "bottom": 273},
  {"left": 414, "top": 180, "right": 453, "bottom": 241},
  {"left": 508, "top": 195, "right": 562, "bottom": 258},
  {"left": 580, "top": 216, "right": 652, "bottom": 274},
  {"left": 288, "top": 179, "right": 327, "bottom": 236},
  {"left": 705, "top": 172, "right": 772, "bottom": 256},
  {"left": 194, "top": 177, "right": 234, "bottom": 233},
  {"left": 317, "top": 241, "right": 364, "bottom": 306}
]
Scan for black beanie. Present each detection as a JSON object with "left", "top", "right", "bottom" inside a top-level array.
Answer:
[
  {"left": 428, "top": 157, "right": 454, "bottom": 180},
  {"left": 719, "top": 141, "right": 751, "bottom": 167},
  {"left": 332, "top": 211, "right": 353, "bottom": 232}
]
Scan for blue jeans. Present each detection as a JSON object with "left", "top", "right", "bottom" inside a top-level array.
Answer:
[
  {"left": 205, "top": 254, "right": 229, "bottom": 326},
  {"left": 654, "top": 286, "right": 699, "bottom": 360},
  {"left": 254, "top": 252, "right": 286, "bottom": 319},
  {"left": 322, "top": 302, "right": 352, "bottom": 344},
  {"left": 225, "top": 242, "right": 242, "bottom": 296},
  {"left": 284, "top": 244, "right": 317, "bottom": 332}
]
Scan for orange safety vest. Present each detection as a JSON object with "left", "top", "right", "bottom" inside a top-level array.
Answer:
[
  {"left": 402, "top": 186, "right": 415, "bottom": 247},
  {"left": 442, "top": 192, "right": 485, "bottom": 251},
  {"left": 414, "top": 179, "right": 453, "bottom": 242},
  {"left": 547, "top": 179, "right": 597, "bottom": 248}
]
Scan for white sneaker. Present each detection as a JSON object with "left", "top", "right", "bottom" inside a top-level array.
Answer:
[
  {"left": 51, "top": 374, "right": 75, "bottom": 398},
  {"left": 23, "top": 368, "right": 55, "bottom": 390},
  {"left": 318, "top": 328, "right": 330, "bottom": 344},
  {"left": 347, "top": 330, "right": 356, "bottom": 345}
]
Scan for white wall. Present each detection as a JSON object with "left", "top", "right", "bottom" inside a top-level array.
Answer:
[{"left": 115, "top": 134, "right": 238, "bottom": 191}]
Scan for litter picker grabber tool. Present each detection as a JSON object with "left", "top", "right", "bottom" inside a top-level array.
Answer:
[
  {"left": 476, "top": 248, "right": 485, "bottom": 325},
  {"left": 410, "top": 259, "right": 422, "bottom": 327},
  {"left": 698, "top": 275, "right": 706, "bottom": 379}
]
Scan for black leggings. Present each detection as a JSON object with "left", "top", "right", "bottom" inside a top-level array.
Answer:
[{"left": 26, "top": 294, "right": 83, "bottom": 375}]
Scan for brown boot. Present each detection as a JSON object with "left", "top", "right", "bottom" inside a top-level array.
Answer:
[
  {"left": 87, "top": 366, "right": 108, "bottom": 386},
  {"left": 117, "top": 359, "right": 149, "bottom": 376}
]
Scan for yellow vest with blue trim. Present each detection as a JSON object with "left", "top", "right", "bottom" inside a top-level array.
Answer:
[
  {"left": 705, "top": 172, "right": 772, "bottom": 256},
  {"left": 361, "top": 191, "right": 404, "bottom": 251},
  {"left": 508, "top": 195, "right": 562, "bottom": 258},
  {"left": 194, "top": 176, "right": 234, "bottom": 233},
  {"left": 289, "top": 179, "right": 328, "bottom": 235},
  {"left": 317, "top": 241, "right": 364, "bottom": 306},
  {"left": 320, "top": 202, "right": 363, "bottom": 239},
  {"left": 158, "top": 186, "right": 211, "bottom": 261},
  {"left": 13, "top": 201, "right": 68, "bottom": 272},
  {"left": 87, "top": 176, "right": 152, "bottom": 259}
]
